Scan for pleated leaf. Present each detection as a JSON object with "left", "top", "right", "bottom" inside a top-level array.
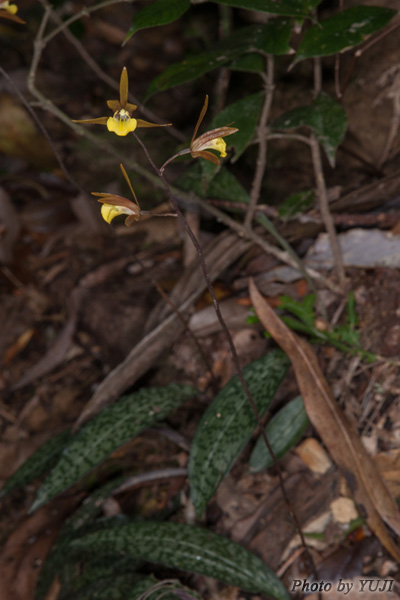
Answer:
[
  {"left": 272, "top": 93, "right": 347, "bottom": 167},
  {"left": 71, "top": 521, "right": 290, "bottom": 600},
  {"left": 126, "top": 0, "right": 191, "bottom": 41},
  {"left": 296, "top": 6, "right": 397, "bottom": 61},
  {"left": 30, "top": 384, "right": 195, "bottom": 513},
  {"left": 189, "top": 350, "right": 289, "bottom": 516},
  {"left": 0, "top": 429, "right": 71, "bottom": 498},
  {"left": 249, "top": 396, "right": 309, "bottom": 472}
]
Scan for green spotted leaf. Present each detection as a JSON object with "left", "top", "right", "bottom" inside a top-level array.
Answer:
[
  {"left": 64, "top": 573, "right": 142, "bottom": 600},
  {"left": 125, "top": 0, "right": 190, "bottom": 42},
  {"left": 296, "top": 6, "right": 397, "bottom": 61},
  {"left": 146, "top": 20, "right": 292, "bottom": 98},
  {"left": 30, "top": 385, "right": 195, "bottom": 513},
  {"left": 0, "top": 429, "right": 71, "bottom": 498},
  {"left": 272, "top": 93, "right": 347, "bottom": 167},
  {"left": 249, "top": 396, "right": 309, "bottom": 472},
  {"left": 71, "top": 522, "right": 290, "bottom": 600},
  {"left": 189, "top": 351, "right": 289, "bottom": 516},
  {"left": 210, "top": 0, "right": 319, "bottom": 18},
  {"left": 36, "top": 479, "right": 130, "bottom": 599},
  {"left": 212, "top": 93, "right": 264, "bottom": 162}
]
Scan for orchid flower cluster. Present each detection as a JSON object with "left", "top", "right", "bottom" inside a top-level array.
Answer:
[{"left": 73, "top": 67, "right": 238, "bottom": 226}]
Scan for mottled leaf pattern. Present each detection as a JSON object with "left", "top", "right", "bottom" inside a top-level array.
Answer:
[
  {"left": 71, "top": 522, "right": 290, "bottom": 600},
  {"left": 30, "top": 385, "right": 195, "bottom": 513},
  {"left": 35, "top": 478, "right": 129, "bottom": 599},
  {"left": 0, "top": 429, "right": 71, "bottom": 498},
  {"left": 189, "top": 351, "right": 289, "bottom": 515},
  {"left": 249, "top": 396, "right": 309, "bottom": 472}
]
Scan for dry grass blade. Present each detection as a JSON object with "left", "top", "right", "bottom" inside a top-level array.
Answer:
[{"left": 249, "top": 278, "right": 400, "bottom": 562}]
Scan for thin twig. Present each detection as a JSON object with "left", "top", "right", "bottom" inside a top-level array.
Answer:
[
  {"left": 0, "top": 66, "right": 80, "bottom": 191},
  {"left": 245, "top": 55, "right": 274, "bottom": 228},
  {"left": 309, "top": 135, "right": 346, "bottom": 287}
]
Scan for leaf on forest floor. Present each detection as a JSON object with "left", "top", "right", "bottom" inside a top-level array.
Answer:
[
  {"left": 30, "top": 385, "right": 195, "bottom": 513},
  {"left": 249, "top": 278, "right": 400, "bottom": 562},
  {"left": 71, "top": 521, "right": 290, "bottom": 600},
  {"left": 189, "top": 351, "right": 290, "bottom": 516}
]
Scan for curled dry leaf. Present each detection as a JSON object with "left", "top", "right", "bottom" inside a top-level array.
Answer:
[{"left": 249, "top": 278, "right": 400, "bottom": 562}]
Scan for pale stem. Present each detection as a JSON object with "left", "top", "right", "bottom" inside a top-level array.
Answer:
[
  {"left": 245, "top": 54, "right": 275, "bottom": 228},
  {"left": 310, "top": 135, "right": 346, "bottom": 287}
]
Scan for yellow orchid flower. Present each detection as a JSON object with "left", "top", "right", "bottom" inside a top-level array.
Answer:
[
  {"left": 0, "top": 1, "right": 17, "bottom": 13},
  {"left": 72, "top": 67, "right": 171, "bottom": 137},
  {"left": 190, "top": 95, "right": 238, "bottom": 165},
  {"left": 92, "top": 164, "right": 141, "bottom": 226},
  {"left": 0, "top": 0, "right": 25, "bottom": 22},
  {"left": 92, "top": 164, "right": 176, "bottom": 226}
]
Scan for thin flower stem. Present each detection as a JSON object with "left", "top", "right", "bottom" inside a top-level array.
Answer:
[
  {"left": 134, "top": 131, "right": 317, "bottom": 578},
  {"left": 245, "top": 55, "right": 274, "bottom": 228},
  {"left": 160, "top": 148, "right": 191, "bottom": 173},
  {"left": 0, "top": 66, "right": 79, "bottom": 191},
  {"left": 132, "top": 254, "right": 219, "bottom": 389}
]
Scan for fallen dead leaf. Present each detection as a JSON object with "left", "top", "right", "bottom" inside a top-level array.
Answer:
[{"left": 249, "top": 278, "right": 400, "bottom": 562}]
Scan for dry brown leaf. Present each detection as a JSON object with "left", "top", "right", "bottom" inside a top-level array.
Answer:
[{"left": 249, "top": 278, "right": 400, "bottom": 562}]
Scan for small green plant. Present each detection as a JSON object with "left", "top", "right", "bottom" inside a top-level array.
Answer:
[{"left": 253, "top": 292, "right": 376, "bottom": 362}]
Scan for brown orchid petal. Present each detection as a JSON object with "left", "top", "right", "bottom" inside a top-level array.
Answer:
[
  {"left": 72, "top": 117, "right": 108, "bottom": 125},
  {"left": 90, "top": 192, "right": 112, "bottom": 198},
  {"left": 191, "top": 150, "right": 220, "bottom": 165},
  {"left": 120, "top": 67, "right": 129, "bottom": 108},
  {"left": 0, "top": 10, "right": 25, "bottom": 22},
  {"left": 191, "top": 95, "right": 209, "bottom": 144},
  {"left": 191, "top": 126, "right": 238, "bottom": 151},
  {"left": 107, "top": 100, "right": 122, "bottom": 112},
  {"left": 125, "top": 214, "right": 140, "bottom": 226},
  {"left": 125, "top": 102, "right": 137, "bottom": 113},
  {"left": 136, "top": 119, "right": 172, "bottom": 128},
  {"left": 119, "top": 164, "right": 139, "bottom": 207},
  {"left": 92, "top": 194, "right": 137, "bottom": 211}
]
